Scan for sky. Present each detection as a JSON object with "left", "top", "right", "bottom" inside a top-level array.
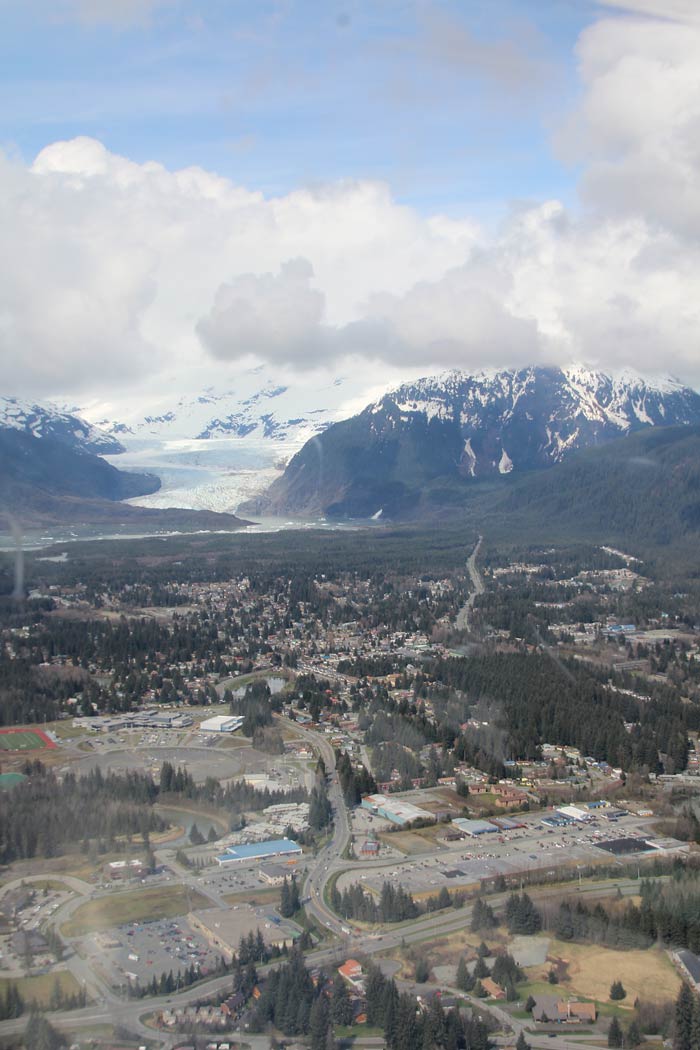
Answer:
[{"left": 1, "top": 0, "right": 700, "bottom": 413}]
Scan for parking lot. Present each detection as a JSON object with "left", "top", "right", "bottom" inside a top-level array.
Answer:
[
  {"left": 336, "top": 809, "right": 667, "bottom": 897},
  {"left": 86, "top": 916, "right": 222, "bottom": 990}
]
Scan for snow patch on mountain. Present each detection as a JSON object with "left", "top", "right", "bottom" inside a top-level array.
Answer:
[{"left": 0, "top": 396, "right": 123, "bottom": 454}]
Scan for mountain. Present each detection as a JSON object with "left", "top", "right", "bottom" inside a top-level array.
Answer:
[
  {"left": 0, "top": 396, "right": 124, "bottom": 454},
  {"left": 480, "top": 423, "right": 700, "bottom": 554},
  {"left": 0, "top": 429, "right": 250, "bottom": 531},
  {"left": 244, "top": 365, "right": 700, "bottom": 519},
  {"left": 0, "top": 428, "right": 158, "bottom": 503}
]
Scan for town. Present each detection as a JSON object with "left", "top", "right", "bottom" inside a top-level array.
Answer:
[{"left": 1, "top": 528, "right": 700, "bottom": 1050}]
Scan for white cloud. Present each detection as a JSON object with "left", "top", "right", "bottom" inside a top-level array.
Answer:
[
  {"left": 3, "top": 0, "right": 700, "bottom": 400},
  {"left": 197, "top": 259, "right": 328, "bottom": 366}
]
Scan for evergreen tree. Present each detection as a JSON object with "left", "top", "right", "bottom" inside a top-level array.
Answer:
[
  {"left": 608, "top": 1017, "right": 624, "bottom": 1049},
  {"left": 331, "top": 972, "right": 353, "bottom": 1027},
  {"left": 626, "top": 1020, "right": 642, "bottom": 1048},
  {"left": 516, "top": 1031, "right": 530, "bottom": 1050},
  {"left": 24, "top": 1010, "right": 66, "bottom": 1050},
  {"left": 455, "top": 956, "right": 474, "bottom": 992},
  {"left": 611, "top": 980, "right": 627, "bottom": 1001},
  {"left": 676, "top": 984, "right": 695, "bottom": 1050}
]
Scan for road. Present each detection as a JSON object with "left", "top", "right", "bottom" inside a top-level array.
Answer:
[
  {"left": 456, "top": 535, "right": 484, "bottom": 631},
  {"left": 0, "top": 707, "right": 629, "bottom": 1050}
]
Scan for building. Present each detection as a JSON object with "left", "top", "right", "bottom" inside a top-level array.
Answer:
[
  {"left": 556, "top": 805, "right": 592, "bottom": 823},
  {"left": 259, "top": 862, "right": 298, "bottom": 885},
  {"left": 531, "top": 996, "right": 597, "bottom": 1023},
  {"left": 480, "top": 978, "right": 505, "bottom": 1000},
  {"left": 199, "top": 715, "right": 244, "bottom": 734},
  {"left": 360, "top": 793, "right": 433, "bottom": 827},
  {"left": 215, "top": 837, "right": 302, "bottom": 867},
  {"left": 104, "top": 858, "right": 147, "bottom": 880},
  {"left": 452, "top": 818, "right": 499, "bottom": 837},
  {"left": 338, "top": 958, "right": 364, "bottom": 990},
  {"left": 188, "top": 906, "right": 298, "bottom": 961}
]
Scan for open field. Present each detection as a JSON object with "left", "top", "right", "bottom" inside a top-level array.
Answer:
[
  {"left": 0, "top": 970, "right": 83, "bottom": 1008},
  {"left": 526, "top": 938, "right": 681, "bottom": 1006},
  {"left": 61, "top": 885, "right": 210, "bottom": 937},
  {"left": 0, "top": 727, "right": 55, "bottom": 751},
  {"left": 378, "top": 831, "right": 438, "bottom": 855},
  {"left": 222, "top": 886, "right": 282, "bottom": 907}
]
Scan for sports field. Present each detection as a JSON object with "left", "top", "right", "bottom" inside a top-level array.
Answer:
[{"left": 0, "top": 727, "right": 56, "bottom": 751}]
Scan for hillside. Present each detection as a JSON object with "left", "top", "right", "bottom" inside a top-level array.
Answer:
[
  {"left": 486, "top": 424, "right": 700, "bottom": 550},
  {"left": 245, "top": 366, "right": 700, "bottom": 519}
]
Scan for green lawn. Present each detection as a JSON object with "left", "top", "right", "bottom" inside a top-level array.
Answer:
[{"left": 0, "top": 731, "right": 46, "bottom": 751}]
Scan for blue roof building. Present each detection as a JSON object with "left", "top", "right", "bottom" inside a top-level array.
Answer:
[{"left": 215, "top": 837, "right": 302, "bottom": 866}]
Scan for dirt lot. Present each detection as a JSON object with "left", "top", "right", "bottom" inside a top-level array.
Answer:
[{"left": 539, "top": 938, "right": 681, "bottom": 1005}]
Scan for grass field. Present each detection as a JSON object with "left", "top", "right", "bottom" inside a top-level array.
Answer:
[
  {"left": 378, "top": 830, "right": 437, "bottom": 855},
  {"left": 0, "top": 730, "right": 48, "bottom": 751},
  {"left": 0, "top": 970, "right": 83, "bottom": 1008},
  {"left": 526, "top": 938, "right": 681, "bottom": 1006},
  {"left": 222, "top": 886, "right": 282, "bottom": 907},
  {"left": 61, "top": 885, "right": 210, "bottom": 937}
]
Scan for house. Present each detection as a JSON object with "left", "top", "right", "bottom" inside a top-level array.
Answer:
[
  {"left": 531, "top": 996, "right": 597, "bottom": 1023},
  {"left": 338, "top": 958, "right": 364, "bottom": 989},
  {"left": 480, "top": 978, "right": 505, "bottom": 1000}
]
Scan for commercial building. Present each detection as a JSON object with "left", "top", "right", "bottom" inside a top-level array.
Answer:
[
  {"left": 104, "top": 858, "right": 147, "bottom": 880},
  {"left": 188, "top": 905, "right": 298, "bottom": 961},
  {"left": 259, "top": 862, "right": 298, "bottom": 885},
  {"left": 360, "top": 793, "right": 433, "bottom": 827},
  {"left": 556, "top": 805, "right": 592, "bottom": 823},
  {"left": 452, "top": 818, "right": 499, "bottom": 837},
  {"left": 215, "top": 838, "right": 302, "bottom": 867},
  {"left": 199, "top": 715, "right": 244, "bottom": 734}
]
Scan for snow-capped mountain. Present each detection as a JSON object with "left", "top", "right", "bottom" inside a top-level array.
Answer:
[
  {"left": 246, "top": 365, "right": 700, "bottom": 519},
  {"left": 0, "top": 396, "right": 124, "bottom": 455},
  {"left": 381, "top": 365, "right": 700, "bottom": 478}
]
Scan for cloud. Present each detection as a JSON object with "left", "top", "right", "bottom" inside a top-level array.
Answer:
[
  {"left": 197, "top": 259, "right": 328, "bottom": 366},
  {"left": 559, "top": 5, "right": 700, "bottom": 238},
  {"left": 3, "top": 0, "right": 700, "bottom": 398},
  {"left": 0, "top": 137, "right": 478, "bottom": 397}
]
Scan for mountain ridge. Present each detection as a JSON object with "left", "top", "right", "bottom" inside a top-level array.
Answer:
[{"left": 244, "top": 365, "right": 700, "bottom": 519}]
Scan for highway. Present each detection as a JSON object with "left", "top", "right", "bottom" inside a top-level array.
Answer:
[{"left": 456, "top": 535, "right": 484, "bottom": 631}]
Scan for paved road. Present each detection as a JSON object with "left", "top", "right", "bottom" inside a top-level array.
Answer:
[{"left": 456, "top": 535, "right": 484, "bottom": 631}]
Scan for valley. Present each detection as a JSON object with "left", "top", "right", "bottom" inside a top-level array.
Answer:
[{"left": 1, "top": 521, "right": 700, "bottom": 1050}]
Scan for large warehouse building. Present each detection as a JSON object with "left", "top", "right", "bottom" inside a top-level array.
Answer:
[
  {"left": 199, "top": 715, "right": 244, "bottom": 734},
  {"left": 189, "top": 905, "right": 299, "bottom": 960},
  {"left": 215, "top": 837, "right": 302, "bottom": 867},
  {"left": 360, "top": 793, "right": 433, "bottom": 827}
]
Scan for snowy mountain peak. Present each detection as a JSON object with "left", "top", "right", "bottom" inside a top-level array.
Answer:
[
  {"left": 249, "top": 364, "right": 700, "bottom": 519},
  {"left": 0, "top": 395, "right": 124, "bottom": 455}
]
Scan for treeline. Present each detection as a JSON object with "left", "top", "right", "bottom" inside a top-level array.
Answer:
[
  {"left": 0, "top": 978, "right": 87, "bottom": 1020},
  {"left": 0, "top": 759, "right": 307, "bottom": 863},
  {"left": 425, "top": 651, "right": 693, "bottom": 771},
  {"left": 363, "top": 958, "right": 493, "bottom": 1050},
  {"left": 336, "top": 750, "right": 376, "bottom": 806},
  {"left": 159, "top": 760, "right": 308, "bottom": 812},
  {"left": 0, "top": 766, "right": 165, "bottom": 862},
  {"left": 554, "top": 874, "right": 700, "bottom": 953},
  {"left": 250, "top": 948, "right": 493, "bottom": 1050},
  {"left": 330, "top": 880, "right": 466, "bottom": 924}
]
